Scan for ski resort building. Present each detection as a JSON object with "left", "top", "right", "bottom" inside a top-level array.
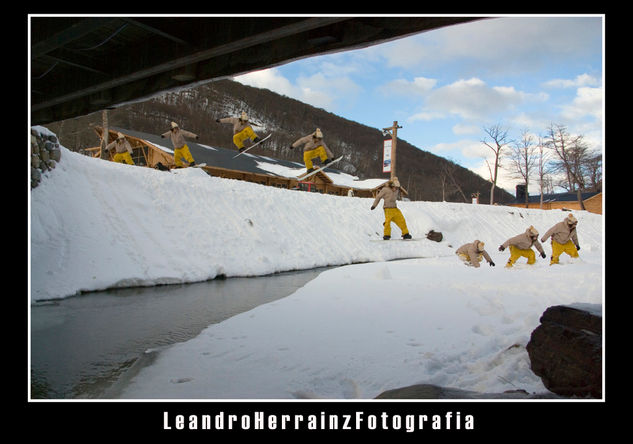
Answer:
[
  {"left": 508, "top": 184, "right": 602, "bottom": 214},
  {"left": 86, "top": 127, "right": 400, "bottom": 199}
]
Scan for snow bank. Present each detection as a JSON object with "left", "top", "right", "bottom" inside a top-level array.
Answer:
[
  {"left": 29, "top": 132, "right": 603, "bottom": 399},
  {"left": 30, "top": 144, "right": 602, "bottom": 302}
]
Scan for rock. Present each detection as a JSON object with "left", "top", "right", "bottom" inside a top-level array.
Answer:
[
  {"left": 375, "top": 383, "right": 560, "bottom": 399},
  {"left": 526, "top": 304, "right": 602, "bottom": 398},
  {"left": 426, "top": 230, "right": 443, "bottom": 242}
]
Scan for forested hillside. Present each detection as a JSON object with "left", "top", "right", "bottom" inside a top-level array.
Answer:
[{"left": 45, "top": 79, "right": 513, "bottom": 203}]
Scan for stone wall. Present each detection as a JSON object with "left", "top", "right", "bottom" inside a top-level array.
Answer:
[{"left": 31, "top": 128, "right": 62, "bottom": 189}]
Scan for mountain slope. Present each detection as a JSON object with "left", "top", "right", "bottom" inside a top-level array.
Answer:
[{"left": 45, "top": 79, "right": 513, "bottom": 203}]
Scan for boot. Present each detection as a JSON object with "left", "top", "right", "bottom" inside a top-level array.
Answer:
[
  {"left": 383, "top": 235, "right": 391, "bottom": 240},
  {"left": 402, "top": 233, "right": 412, "bottom": 240}
]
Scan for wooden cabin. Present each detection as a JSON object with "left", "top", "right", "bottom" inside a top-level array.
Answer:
[
  {"left": 86, "top": 126, "right": 405, "bottom": 200},
  {"left": 507, "top": 185, "right": 602, "bottom": 215}
]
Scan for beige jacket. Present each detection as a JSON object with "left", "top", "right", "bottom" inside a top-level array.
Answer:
[
  {"left": 541, "top": 219, "right": 579, "bottom": 247},
  {"left": 456, "top": 240, "right": 493, "bottom": 268},
  {"left": 161, "top": 128, "right": 197, "bottom": 149},
  {"left": 372, "top": 185, "right": 400, "bottom": 209},
  {"left": 291, "top": 134, "right": 334, "bottom": 157},
  {"left": 219, "top": 117, "right": 252, "bottom": 134},
  {"left": 501, "top": 228, "right": 545, "bottom": 254},
  {"left": 106, "top": 138, "right": 132, "bottom": 154}
]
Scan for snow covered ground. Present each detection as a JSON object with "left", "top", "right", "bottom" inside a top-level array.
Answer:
[{"left": 30, "top": 127, "right": 603, "bottom": 399}]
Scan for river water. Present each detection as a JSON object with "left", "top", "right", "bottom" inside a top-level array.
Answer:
[{"left": 30, "top": 268, "right": 328, "bottom": 399}]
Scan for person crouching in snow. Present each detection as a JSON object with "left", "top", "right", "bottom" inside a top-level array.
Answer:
[
  {"left": 290, "top": 128, "right": 335, "bottom": 174},
  {"left": 541, "top": 213, "right": 580, "bottom": 265},
  {"left": 498, "top": 225, "right": 546, "bottom": 267},
  {"left": 216, "top": 111, "right": 261, "bottom": 153},
  {"left": 370, "top": 178, "right": 412, "bottom": 240},
  {"left": 456, "top": 240, "right": 495, "bottom": 267},
  {"left": 106, "top": 132, "right": 134, "bottom": 165},
  {"left": 161, "top": 122, "right": 198, "bottom": 167}
]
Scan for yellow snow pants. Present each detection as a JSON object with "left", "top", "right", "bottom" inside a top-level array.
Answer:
[
  {"left": 303, "top": 146, "right": 328, "bottom": 170},
  {"left": 233, "top": 127, "right": 257, "bottom": 149},
  {"left": 458, "top": 253, "right": 483, "bottom": 266},
  {"left": 383, "top": 208, "right": 409, "bottom": 237},
  {"left": 505, "top": 245, "right": 536, "bottom": 267},
  {"left": 550, "top": 240, "right": 579, "bottom": 265},
  {"left": 113, "top": 152, "right": 134, "bottom": 165},
  {"left": 174, "top": 145, "right": 194, "bottom": 167}
]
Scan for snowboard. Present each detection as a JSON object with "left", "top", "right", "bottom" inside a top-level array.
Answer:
[
  {"left": 232, "top": 134, "right": 272, "bottom": 158},
  {"left": 190, "top": 162, "right": 207, "bottom": 168},
  {"left": 298, "top": 156, "right": 343, "bottom": 180}
]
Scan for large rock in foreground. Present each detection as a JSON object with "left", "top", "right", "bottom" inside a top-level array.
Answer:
[
  {"left": 375, "top": 384, "right": 560, "bottom": 399},
  {"left": 526, "top": 304, "right": 602, "bottom": 399}
]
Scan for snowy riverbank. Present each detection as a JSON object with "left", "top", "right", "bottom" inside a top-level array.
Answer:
[{"left": 30, "top": 130, "right": 603, "bottom": 399}]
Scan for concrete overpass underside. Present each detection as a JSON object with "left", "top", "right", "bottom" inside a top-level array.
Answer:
[{"left": 30, "top": 16, "right": 481, "bottom": 125}]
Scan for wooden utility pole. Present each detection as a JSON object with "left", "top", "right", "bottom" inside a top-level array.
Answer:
[
  {"left": 382, "top": 121, "right": 402, "bottom": 180},
  {"left": 100, "top": 109, "right": 109, "bottom": 160}
]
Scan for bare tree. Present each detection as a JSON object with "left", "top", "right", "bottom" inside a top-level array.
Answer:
[
  {"left": 482, "top": 123, "right": 511, "bottom": 205},
  {"left": 545, "top": 123, "right": 591, "bottom": 210},
  {"left": 536, "top": 136, "right": 554, "bottom": 209},
  {"left": 584, "top": 153, "right": 603, "bottom": 192},
  {"left": 440, "top": 159, "right": 468, "bottom": 203},
  {"left": 504, "top": 129, "right": 538, "bottom": 207}
]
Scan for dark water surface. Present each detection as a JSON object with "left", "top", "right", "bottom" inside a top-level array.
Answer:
[{"left": 30, "top": 268, "right": 327, "bottom": 399}]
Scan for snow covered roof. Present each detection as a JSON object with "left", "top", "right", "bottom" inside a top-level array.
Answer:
[{"left": 112, "top": 126, "right": 389, "bottom": 190}]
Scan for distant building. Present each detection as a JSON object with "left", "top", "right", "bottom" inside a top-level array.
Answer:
[{"left": 508, "top": 184, "right": 602, "bottom": 214}]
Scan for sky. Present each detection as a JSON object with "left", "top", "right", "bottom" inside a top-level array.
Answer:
[{"left": 234, "top": 15, "right": 604, "bottom": 194}]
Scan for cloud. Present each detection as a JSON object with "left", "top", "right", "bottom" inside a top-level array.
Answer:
[
  {"left": 379, "top": 76, "right": 437, "bottom": 97},
  {"left": 452, "top": 123, "right": 480, "bottom": 135},
  {"left": 543, "top": 73, "right": 600, "bottom": 89},
  {"left": 234, "top": 68, "right": 299, "bottom": 98},
  {"left": 377, "top": 16, "right": 602, "bottom": 76},
  {"left": 561, "top": 86, "right": 603, "bottom": 121},
  {"left": 235, "top": 67, "right": 362, "bottom": 112},
  {"left": 424, "top": 78, "right": 542, "bottom": 120}
]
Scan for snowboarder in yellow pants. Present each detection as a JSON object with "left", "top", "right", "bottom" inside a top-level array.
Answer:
[
  {"left": 499, "top": 226, "right": 546, "bottom": 267},
  {"left": 506, "top": 246, "right": 536, "bottom": 266},
  {"left": 113, "top": 151, "right": 134, "bottom": 165},
  {"left": 541, "top": 214, "right": 581, "bottom": 265},
  {"left": 370, "top": 178, "right": 412, "bottom": 240},
  {"left": 383, "top": 208, "right": 409, "bottom": 238},
  {"left": 217, "top": 112, "right": 261, "bottom": 152},
  {"left": 290, "top": 128, "right": 335, "bottom": 173},
  {"left": 303, "top": 146, "right": 329, "bottom": 171},
  {"left": 174, "top": 145, "right": 195, "bottom": 167},
  {"left": 233, "top": 126, "right": 258, "bottom": 150},
  {"left": 161, "top": 122, "right": 198, "bottom": 167},
  {"left": 106, "top": 132, "right": 135, "bottom": 165},
  {"left": 550, "top": 240, "right": 579, "bottom": 265}
]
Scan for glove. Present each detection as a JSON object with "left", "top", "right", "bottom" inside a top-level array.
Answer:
[
  {"left": 489, "top": 261, "right": 495, "bottom": 267},
  {"left": 196, "top": 136, "right": 199, "bottom": 139},
  {"left": 216, "top": 119, "right": 220, "bottom": 123},
  {"left": 370, "top": 206, "right": 376, "bottom": 211},
  {"left": 576, "top": 245, "right": 580, "bottom": 251},
  {"left": 541, "top": 252, "right": 546, "bottom": 258},
  {"left": 289, "top": 144, "right": 294, "bottom": 150},
  {"left": 160, "top": 135, "right": 165, "bottom": 138},
  {"left": 498, "top": 245, "right": 505, "bottom": 252}
]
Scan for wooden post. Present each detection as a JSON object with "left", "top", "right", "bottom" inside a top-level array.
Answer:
[
  {"left": 382, "top": 121, "right": 402, "bottom": 180},
  {"left": 100, "top": 109, "right": 109, "bottom": 160}
]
